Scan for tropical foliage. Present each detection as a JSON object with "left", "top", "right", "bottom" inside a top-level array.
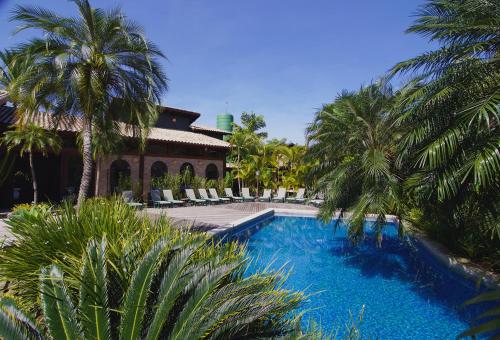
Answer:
[
  {"left": 6, "top": 0, "right": 168, "bottom": 206},
  {"left": 0, "top": 199, "right": 317, "bottom": 339},
  {"left": 1, "top": 122, "right": 61, "bottom": 204},
  {"left": 228, "top": 112, "right": 310, "bottom": 195},
  {"left": 306, "top": 83, "right": 402, "bottom": 244},
  {"left": 306, "top": 1, "right": 499, "bottom": 336}
]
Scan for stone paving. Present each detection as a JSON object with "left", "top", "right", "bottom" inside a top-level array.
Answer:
[{"left": 144, "top": 202, "right": 318, "bottom": 231}]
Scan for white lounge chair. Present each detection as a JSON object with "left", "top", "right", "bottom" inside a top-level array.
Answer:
[
  {"left": 310, "top": 199, "right": 325, "bottom": 207},
  {"left": 198, "top": 188, "right": 220, "bottom": 204},
  {"left": 163, "top": 189, "right": 185, "bottom": 206},
  {"left": 286, "top": 188, "right": 305, "bottom": 203},
  {"left": 209, "top": 188, "right": 231, "bottom": 203},
  {"left": 224, "top": 188, "right": 243, "bottom": 202},
  {"left": 150, "top": 189, "right": 171, "bottom": 208},
  {"left": 272, "top": 187, "right": 287, "bottom": 203},
  {"left": 242, "top": 188, "right": 255, "bottom": 201},
  {"left": 185, "top": 189, "right": 206, "bottom": 205},
  {"left": 121, "top": 190, "right": 144, "bottom": 209},
  {"left": 258, "top": 189, "right": 272, "bottom": 202}
]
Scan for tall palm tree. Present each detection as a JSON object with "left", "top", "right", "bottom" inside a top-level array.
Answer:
[
  {"left": 2, "top": 123, "right": 61, "bottom": 203},
  {"left": 390, "top": 0, "right": 500, "bottom": 240},
  {"left": 10, "top": 0, "right": 168, "bottom": 206},
  {"left": 229, "top": 129, "right": 257, "bottom": 193},
  {"left": 306, "top": 83, "right": 402, "bottom": 244},
  {"left": 240, "top": 111, "right": 268, "bottom": 139}
]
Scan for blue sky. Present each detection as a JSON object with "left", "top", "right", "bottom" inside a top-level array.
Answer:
[{"left": 0, "top": 0, "right": 430, "bottom": 143}]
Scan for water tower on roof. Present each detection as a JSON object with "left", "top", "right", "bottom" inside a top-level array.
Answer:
[{"left": 216, "top": 112, "right": 233, "bottom": 141}]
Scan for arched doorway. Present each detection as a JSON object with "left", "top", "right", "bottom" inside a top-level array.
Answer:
[
  {"left": 205, "top": 163, "right": 219, "bottom": 180},
  {"left": 151, "top": 161, "right": 168, "bottom": 179},
  {"left": 110, "top": 159, "right": 131, "bottom": 193}
]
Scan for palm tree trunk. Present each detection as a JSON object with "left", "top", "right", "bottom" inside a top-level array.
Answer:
[
  {"left": 237, "top": 150, "right": 241, "bottom": 194},
  {"left": 29, "top": 152, "right": 38, "bottom": 204},
  {"left": 77, "top": 117, "right": 93, "bottom": 207}
]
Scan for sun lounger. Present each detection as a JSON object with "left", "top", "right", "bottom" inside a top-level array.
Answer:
[
  {"left": 242, "top": 188, "right": 255, "bottom": 201},
  {"left": 198, "top": 188, "right": 220, "bottom": 204},
  {"left": 185, "top": 189, "right": 207, "bottom": 205},
  {"left": 209, "top": 188, "right": 231, "bottom": 203},
  {"left": 224, "top": 188, "right": 243, "bottom": 202},
  {"left": 309, "top": 199, "right": 324, "bottom": 207},
  {"left": 150, "top": 189, "right": 171, "bottom": 208},
  {"left": 258, "top": 189, "right": 271, "bottom": 202},
  {"left": 272, "top": 187, "right": 287, "bottom": 203},
  {"left": 286, "top": 188, "right": 305, "bottom": 203},
  {"left": 121, "top": 190, "right": 145, "bottom": 209},
  {"left": 162, "top": 190, "right": 185, "bottom": 206}
]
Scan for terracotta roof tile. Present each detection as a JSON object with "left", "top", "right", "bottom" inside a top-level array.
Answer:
[
  {"left": 0, "top": 108, "right": 230, "bottom": 148},
  {"left": 190, "top": 124, "right": 232, "bottom": 134}
]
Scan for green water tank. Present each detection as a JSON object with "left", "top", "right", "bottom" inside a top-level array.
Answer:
[{"left": 217, "top": 113, "right": 233, "bottom": 140}]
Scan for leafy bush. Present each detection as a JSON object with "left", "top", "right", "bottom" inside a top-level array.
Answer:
[
  {"left": 10, "top": 203, "right": 53, "bottom": 219},
  {"left": 0, "top": 198, "right": 314, "bottom": 339},
  {"left": 1, "top": 198, "right": 167, "bottom": 306},
  {"left": 151, "top": 173, "right": 182, "bottom": 198},
  {"left": 1, "top": 236, "right": 308, "bottom": 339}
]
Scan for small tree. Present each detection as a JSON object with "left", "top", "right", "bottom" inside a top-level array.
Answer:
[{"left": 2, "top": 123, "right": 61, "bottom": 204}]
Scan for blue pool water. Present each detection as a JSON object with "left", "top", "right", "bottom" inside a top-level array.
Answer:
[{"left": 238, "top": 216, "right": 490, "bottom": 339}]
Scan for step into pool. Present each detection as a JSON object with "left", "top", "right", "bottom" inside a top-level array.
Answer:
[{"left": 235, "top": 215, "right": 489, "bottom": 339}]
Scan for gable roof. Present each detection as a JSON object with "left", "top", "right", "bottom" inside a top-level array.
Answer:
[
  {"left": 160, "top": 106, "right": 201, "bottom": 124},
  {"left": 0, "top": 106, "right": 230, "bottom": 148},
  {"left": 190, "top": 124, "right": 232, "bottom": 134}
]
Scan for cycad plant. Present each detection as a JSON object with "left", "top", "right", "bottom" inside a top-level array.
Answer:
[
  {"left": 1, "top": 236, "right": 305, "bottom": 340},
  {"left": 9, "top": 0, "right": 168, "bottom": 206},
  {"left": 306, "top": 83, "right": 402, "bottom": 244},
  {"left": 1, "top": 123, "right": 61, "bottom": 203},
  {"left": 0, "top": 198, "right": 312, "bottom": 339}
]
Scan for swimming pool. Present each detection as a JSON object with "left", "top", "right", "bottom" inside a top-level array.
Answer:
[{"left": 236, "top": 215, "right": 488, "bottom": 339}]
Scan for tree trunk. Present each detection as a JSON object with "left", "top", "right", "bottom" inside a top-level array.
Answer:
[
  {"left": 237, "top": 150, "right": 241, "bottom": 194},
  {"left": 77, "top": 117, "right": 93, "bottom": 207},
  {"left": 29, "top": 152, "right": 38, "bottom": 204}
]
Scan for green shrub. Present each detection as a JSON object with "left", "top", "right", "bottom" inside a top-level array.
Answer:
[
  {"left": 1, "top": 197, "right": 168, "bottom": 306},
  {"left": 0, "top": 236, "right": 310, "bottom": 339},
  {"left": 10, "top": 202, "right": 53, "bottom": 218},
  {"left": 0, "top": 198, "right": 314, "bottom": 339}
]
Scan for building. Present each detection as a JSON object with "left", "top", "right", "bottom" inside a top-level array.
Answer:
[{"left": 0, "top": 103, "right": 231, "bottom": 208}]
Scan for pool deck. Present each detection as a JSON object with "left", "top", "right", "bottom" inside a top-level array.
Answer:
[{"left": 144, "top": 202, "right": 318, "bottom": 232}]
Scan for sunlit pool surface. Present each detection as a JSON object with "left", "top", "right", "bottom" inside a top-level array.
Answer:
[{"left": 235, "top": 216, "right": 489, "bottom": 339}]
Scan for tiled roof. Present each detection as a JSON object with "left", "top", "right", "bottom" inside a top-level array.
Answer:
[
  {"left": 148, "top": 127, "right": 230, "bottom": 147},
  {"left": 0, "top": 107, "right": 230, "bottom": 148},
  {"left": 190, "top": 124, "right": 232, "bottom": 134}
]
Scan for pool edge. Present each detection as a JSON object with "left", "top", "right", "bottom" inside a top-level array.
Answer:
[{"left": 207, "top": 208, "right": 499, "bottom": 288}]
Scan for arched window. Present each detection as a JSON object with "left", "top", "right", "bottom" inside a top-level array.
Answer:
[
  {"left": 180, "top": 162, "right": 195, "bottom": 178},
  {"left": 205, "top": 163, "right": 219, "bottom": 180},
  {"left": 180, "top": 162, "right": 195, "bottom": 187},
  {"left": 151, "top": 161, "right": 168, "bottom": 179},
  {"left": 110, "top": 159, "right": 131, "bottom": 193}
]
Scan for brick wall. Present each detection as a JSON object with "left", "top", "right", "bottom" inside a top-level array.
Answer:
[{"left": 95, "top": 154, "right": 223, "bottom": 199}]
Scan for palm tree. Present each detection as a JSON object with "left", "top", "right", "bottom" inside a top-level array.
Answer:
[
  {"left": 306, "top": 83, "right": 402, "bottom": 244},
  {"left": 390, "top": 0, "right": 500, "bottom": 246},
  {"left": 240, "top": 111, "right": 268, "bottom": 139},
  {"left": 229, "top": 129, "right": 257, "bottom": 193},
  {"left": 9, "top": 0, "right": 168, "bottom": 207},
  {"left": 2, "top": 123, "right": 61, "bottom": 204}
]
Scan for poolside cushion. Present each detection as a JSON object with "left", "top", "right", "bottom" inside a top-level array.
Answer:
[{"left": 162, "top": 190, "right": 185, "bottom": 205}]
